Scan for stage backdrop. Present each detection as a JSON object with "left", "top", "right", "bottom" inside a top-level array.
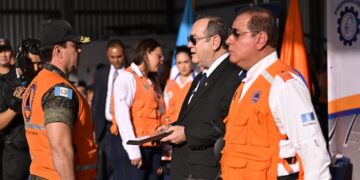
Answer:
[{"left": 328, "top": 0, "right": 360, "bottom": 179}]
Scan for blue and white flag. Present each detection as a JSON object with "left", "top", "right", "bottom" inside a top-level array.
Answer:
[{"left": 169, "top": 0, "right": 194, "bottom": 80}]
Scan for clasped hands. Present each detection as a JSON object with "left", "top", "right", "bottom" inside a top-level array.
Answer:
[{"left": 8, "top": 86, "right": 26, "bottom": 113}]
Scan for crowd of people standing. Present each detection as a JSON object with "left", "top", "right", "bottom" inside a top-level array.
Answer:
[{"left": 0, "top": 6, "right": 331, "bottom": 180}]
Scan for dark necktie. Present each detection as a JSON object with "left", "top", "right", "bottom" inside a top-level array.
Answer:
[
  {"left": 239, "top": 70, "right": 247, "bottom": 81},
  {"left": 198, "top": 73, "right": 207, "bottom": 87},
  {"left": 187, "top": 73, "right": 207, "bottom": 104},
  {"left": 236, "top": 70, "right": 247, "bottom": 102}
]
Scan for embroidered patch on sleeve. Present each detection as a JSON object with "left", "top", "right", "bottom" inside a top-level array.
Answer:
[
  {"left": 54, "top": 86, "right": 73, "bottom": 99},
  {"left": 301, "top": 112, "right": 316, "bottom": 126}
]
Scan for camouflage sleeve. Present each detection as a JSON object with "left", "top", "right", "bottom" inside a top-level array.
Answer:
[{"left": 41, "top": 83, "right": 79, "bottom": 128}]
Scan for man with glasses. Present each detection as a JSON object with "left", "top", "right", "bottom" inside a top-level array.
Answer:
[
  {"left": 158, "top": 15, "right": 243, "bottom": 180},
  {"left": 21, "top": 19, "right": 97, "bottom": 180},
  {"left": 221, "top": 7, "right": 330, "bottom": 180}
]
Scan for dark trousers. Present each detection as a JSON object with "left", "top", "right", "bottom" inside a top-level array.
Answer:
[
  {"left": 110, "top": 134, "right": 163, "bottom": 180},
  {"left": 2, "top": 143, "right": 31, "bottom": 180},
  {"left": 97, "top": 127, "right": 114, "bottom": 180}
]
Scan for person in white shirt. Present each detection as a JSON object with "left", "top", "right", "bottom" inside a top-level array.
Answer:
[
  {"left": 111, "top": 38, "right": 165, "bottom": 179},
  {"left": 221, "top": 7, "right": 331, "bottom": 180},
  {"left": 91, "top": 39, "right": 127, "bottom": 179}
]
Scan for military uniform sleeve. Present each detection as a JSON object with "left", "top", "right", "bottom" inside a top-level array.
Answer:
[
  {"left": 270, "top": 75, "right": 331, "bottom": 180},
  {"left": 42, "top": 83, "right": 79, "bottom": 128}
]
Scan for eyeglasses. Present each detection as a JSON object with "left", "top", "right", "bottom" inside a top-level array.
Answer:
[
  {"left": 228, "top": 28, "right": 259, "bottom": 38},
  {"left": 187, "top": 35, "right": 214, "bottom": 45}
]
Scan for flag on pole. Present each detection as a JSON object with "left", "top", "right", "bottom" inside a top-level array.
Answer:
[
  {"left": 280, "top": 0, "right": 311, "bottom": 89},
  {"left": 169, "top": 0, "right": 194, "bottom": 80}
]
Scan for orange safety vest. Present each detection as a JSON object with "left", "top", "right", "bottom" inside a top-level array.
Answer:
[
  {"left": 221, "top": 60, "right": 304, "bottom": 180},
  {"left": 22, "top": 68, "right": 97, "bottom": 180},
  {"left": 110, "top": 67, "right": 164, "bottom": 147},
  {"left": 164, "top": 79, "right": 192, "bottom": 124}
]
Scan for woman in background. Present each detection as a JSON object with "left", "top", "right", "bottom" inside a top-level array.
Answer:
[
  {"left": 163, "top": 46, "right": 195, "bottom": 124},
  {"left": 111, "top": 38, "right": 165, "bottom": 180}
]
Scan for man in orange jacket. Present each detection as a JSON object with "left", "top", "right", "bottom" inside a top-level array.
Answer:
[
  {"left": 22, "top": 19, "right": 97, "bottom": 180},
  {"left": 221, "top": 7, "right": 331, "bottom": 180}
]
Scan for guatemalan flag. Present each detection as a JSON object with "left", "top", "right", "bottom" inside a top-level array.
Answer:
[{"left": 169, "top": 0, "right": 194, "bottom": 80}]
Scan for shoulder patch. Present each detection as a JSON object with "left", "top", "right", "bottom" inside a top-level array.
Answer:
[
  {"left": 301, "top": 112, "right": 316, "bottom": 126},
  {"left": 54, "top": 86, "right": 73, "bottom": 99},
  {"left": 278, "top": 71, "right": 294, "bottom": 82}
]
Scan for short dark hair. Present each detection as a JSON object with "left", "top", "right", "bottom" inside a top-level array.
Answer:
[
  {"left": 175, "top": 46, "right": 191, "bottom": 59},
  {"left": 106, "top": 39, "right": 128, "bottom": 67},
  {"left": 237, "top": 6, "right": 278, "bottom": 48},
  {"left": 39, "top": 42, "right": 67, "bottom": 62},
  {"left": 107, "top": 39, "right": 125, "bottom": 50},
  {"left": 197, "top": 15, "right": 228, "bottom": 49}
]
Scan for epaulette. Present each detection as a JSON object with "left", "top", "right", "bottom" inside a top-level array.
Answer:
[{"left": 278, "top": 71, "right": 294, "bottom": 82}]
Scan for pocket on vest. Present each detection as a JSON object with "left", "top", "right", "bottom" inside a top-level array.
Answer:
[{"left": 226, "top": 116, "right": 248, "bottom": 145}]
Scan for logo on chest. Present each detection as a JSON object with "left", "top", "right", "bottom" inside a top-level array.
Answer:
[{"left": 250, "top": 90, "right": 262, "bottom": 103}]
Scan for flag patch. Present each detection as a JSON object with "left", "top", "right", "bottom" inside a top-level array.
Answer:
[
  {"left": 301, "top": 112, "right": 316, "bottom": 126},
  {"left": 54, "top": 86, "right": 73, "bottom": 99}
]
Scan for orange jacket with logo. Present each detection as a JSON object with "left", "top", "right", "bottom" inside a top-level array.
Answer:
[
  {"left": 221, "top": 60, "right": 303, "bottom": 180},
  {"left": 111, "top": 67, "right": 164, "bottom": 147},
  {"left": 164, "top": 79, "right": 192, "bottom": 124},
  {"left": 22, "top": 68, "right": 97, "bottom": 180}
]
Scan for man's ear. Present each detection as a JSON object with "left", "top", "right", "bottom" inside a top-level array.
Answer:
[
  {"left": 256, "top": 32, "right": 268, "bottom": 50},
  {"left": 212, "top": 35, "right": 222, "bottom": 51},
  {"left": 53, "top": 45, "right": 62, "bottom": 59}
]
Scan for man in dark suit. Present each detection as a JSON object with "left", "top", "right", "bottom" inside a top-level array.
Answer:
[
  {"left": 159, "top": 16, "right": 243, "bottom": 180},
  {"left": 91, "top": 39, "right": 127, "bottom": 180}
]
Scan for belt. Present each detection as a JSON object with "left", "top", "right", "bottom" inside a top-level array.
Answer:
[
  {"left": 278, "top": 172, "right": 299, "bottom": 180},
  {"left": 284, "top": 157, "right": 297, "bottom": 164}
]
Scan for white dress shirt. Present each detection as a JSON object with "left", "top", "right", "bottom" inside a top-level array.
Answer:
[
  {"left": 187, "top": 53, "right": 229, "bottom": 104},
  {"left": 105, "top": 65, "right": 124, "bottom": 121},
  {"left": 239, "top": 52, "right": 331, "bottom": 179}
]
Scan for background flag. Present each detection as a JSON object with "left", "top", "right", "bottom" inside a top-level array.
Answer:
[
  {"left": 280, "top": 0, "right": 311, "bottom": 89},
  {"left": 169, "top": 0, "right": 194, "bottom": 80}
]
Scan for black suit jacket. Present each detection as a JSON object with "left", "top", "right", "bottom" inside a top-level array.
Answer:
[
  {"left": 171, "top": 57, "right": 242, "bottom": 180},
  {"left": 91, "top": 64, "right": 111, "bottom": 143}
]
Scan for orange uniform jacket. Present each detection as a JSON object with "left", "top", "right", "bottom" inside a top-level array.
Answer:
[
  {"left": 221, "top": 60, "right": 303, "bottom": 180},
  {"left": 164, "top": 79, "right": 192, "bottom": 124},
  {"left": 111, "top": 67, "right": 164, "bottom": 147},
  {"left": 22, "top": 68, "right": 97, "bottom": 180}
]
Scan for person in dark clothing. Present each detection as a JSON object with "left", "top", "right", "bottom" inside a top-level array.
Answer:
[
  {"left": 91, "top": 39, "right": 128, "bottom": 180},
  {"left": 0, "top": 38, "right": 34, "bottom": 180}
]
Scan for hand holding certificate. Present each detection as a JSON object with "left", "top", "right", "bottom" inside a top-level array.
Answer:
[{"left": 127, "top": 131, "right": 172, "bottom": 145}]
